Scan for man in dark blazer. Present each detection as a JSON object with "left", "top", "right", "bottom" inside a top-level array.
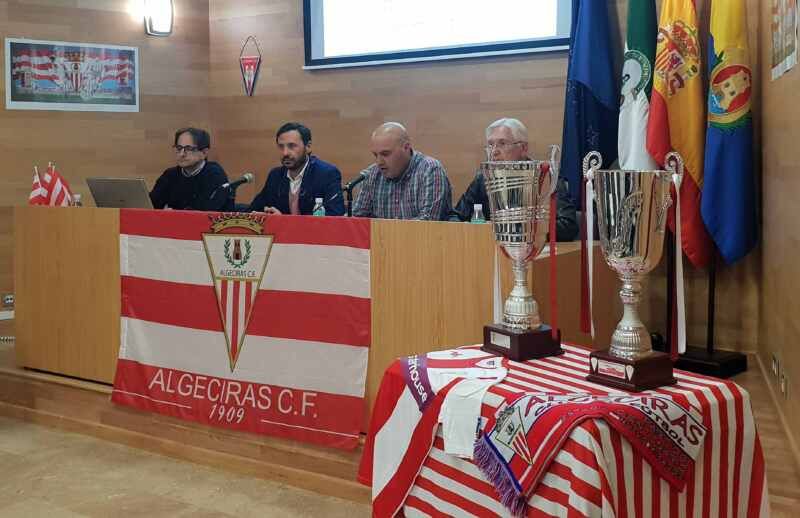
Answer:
[{"left": 247, "top": 122, "right": 345, "bottom": 216}]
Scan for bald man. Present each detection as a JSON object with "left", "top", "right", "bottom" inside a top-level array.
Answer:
[{"left": 351, "top": 122, "right": 452, "bottom": 220}]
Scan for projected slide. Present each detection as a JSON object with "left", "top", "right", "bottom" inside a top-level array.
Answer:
[
  {"left": 323, "top": 0, "right": 558, "bottom": 57},
  {"left": 304, "top": 0, "right": 571, "bottom": 68}
]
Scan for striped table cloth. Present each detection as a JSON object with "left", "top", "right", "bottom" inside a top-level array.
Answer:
[{"left": 395, "top": 344, "right": 768, "bottom": 517}]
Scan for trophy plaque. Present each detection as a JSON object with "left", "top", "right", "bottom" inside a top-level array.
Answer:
[
  {"left": 582, "top": 150, "right": 683, "bottom": 391},
  {"left": 481, "top": 146, "right": 563, "bottom": 362}
]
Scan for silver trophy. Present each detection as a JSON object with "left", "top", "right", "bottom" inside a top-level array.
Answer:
[
  {"left": 480, "top": 145, "right": 563, "bottom": 361},
  {"left": 582, "top": 150, "right": 681, "bottom": 391}
]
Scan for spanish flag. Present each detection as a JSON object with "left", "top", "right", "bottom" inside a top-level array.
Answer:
[
  {"left": 702, "top": 0, "right": 757, "bottom": 264},
  {"left": 647, "top": 0, "right": 713, "bottom": 268}
]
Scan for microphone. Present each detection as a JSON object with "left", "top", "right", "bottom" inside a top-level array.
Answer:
[
  {"left": 221, "top": 172, "right": 254, "bottom": 190},
  {"left": 211, "top": 172, "right": 254, "bottom": 199},
  {"left": 344, "top": 171, "right": 368, "bottom": 191}
]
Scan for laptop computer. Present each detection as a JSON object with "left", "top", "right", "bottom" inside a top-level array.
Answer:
[{"left": 87, "top": 178, "right": 154, "bottom": 209}]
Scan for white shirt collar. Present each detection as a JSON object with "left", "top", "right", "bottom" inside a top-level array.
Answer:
[
  {"left": 181, "top": 160, "right": 206, "bottom": 178},
  {"left": 286, "top": 157, "right": 310, "bottom": 195}
]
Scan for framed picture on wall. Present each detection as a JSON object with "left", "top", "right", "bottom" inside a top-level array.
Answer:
[{"left": 5, "top": 37, "right": 139, "bottom": 112}]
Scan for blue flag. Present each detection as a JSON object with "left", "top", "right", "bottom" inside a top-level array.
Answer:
[
  {"left": 560, "top": 0, "right": 619, "bottom": 206},
  {"left": 701, "top": 1, "right": 757, "bottom": 264}
]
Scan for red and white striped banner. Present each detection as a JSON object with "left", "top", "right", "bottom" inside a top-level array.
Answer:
[
  {"left": 363, "top": 344, "right": 769, "bottom": 517},
  {"left": 12, "top": 51, "right": 133, "bottom": 84},
  {"left": 112, "top": 210, "right": 371, "bottom": 449}
]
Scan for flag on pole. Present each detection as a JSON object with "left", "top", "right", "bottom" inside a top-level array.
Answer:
[
  {"left": 565, "top": 0, "right": 618, "bottom": 334},
  {"left": 702, "top": 0, "right": 757, "bottom": 264},
  {"left": 28, "top": 167, "right": 48, "bottom": 205},
  {"left": 559, "top": 0, "right": 618, "bottom": 207},
  {"left": 29, "top": 163, "right": 73, "bottom": 206},
  {"left": 619, "top": 0, "right": 658, "bottom": 170},
  {"left": 647, "top": 0, "right": 713, "bottom": 268}
]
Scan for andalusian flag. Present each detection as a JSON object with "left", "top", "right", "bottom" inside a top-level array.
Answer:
[
  {"left": 647, "top": 0, "right": 713, "bottom": 268},
  {"left": 619, "top": 0, "right": 658, "bottom": 170},
  {"left": 702, "top": 0, "right": 757, "bottom": 264}
]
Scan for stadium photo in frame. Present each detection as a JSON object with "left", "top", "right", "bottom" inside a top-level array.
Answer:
[{"left": 5, "top": 37, "right": 139, "bottom": 112}]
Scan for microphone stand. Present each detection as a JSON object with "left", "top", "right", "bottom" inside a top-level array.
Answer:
[
  {"left": 344, "top": 185, "right": 355, "bottom": 217},
  {"left": 209, "top": 184, "right": 227, "bottom": 200},
  {"left": 209, "top": 183, "right": 241, "bottom": 210}
]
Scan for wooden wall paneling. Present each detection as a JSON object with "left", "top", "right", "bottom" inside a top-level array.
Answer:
[
  {"left": 0, "top": 0, "right": 212, "bottom": 209},
  {"left": 0, "top": 207, "right": 12, "bottom": 342},
  {"left": 368, "top": 219, "right": 495, "bottom": 413},
  {"left": 14, "top": 207, "right": 120, "bottom": 383},
  {"left": 208, "top": 0, "right": 577, "bottom": 206},
  {"left": 0, "top": 208, "right": 12, "bottom": 298},
  {"left": 758, "top": 0, "right": 800, "bottom": 458}
]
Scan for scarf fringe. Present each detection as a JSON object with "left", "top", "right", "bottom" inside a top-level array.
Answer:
[{"left": 473, "top": 434, "right": 527, "bottom": 518}]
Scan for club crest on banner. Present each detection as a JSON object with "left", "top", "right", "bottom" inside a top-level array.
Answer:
[
  {"left": 202, "top": 213, "right": 273, "bottom": 371},
  {"left": 492, "top": 404, "right": 534, "bottom": 465},
  {"left": 654, "top": 20, "right": 701, "bottom": 97}
]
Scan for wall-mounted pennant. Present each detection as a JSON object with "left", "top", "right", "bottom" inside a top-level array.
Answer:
[{"left": 239, "top": 36, "right": 262, "bottom": 97}]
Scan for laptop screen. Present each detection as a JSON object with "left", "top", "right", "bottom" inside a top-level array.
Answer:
[{"left": 87, "top": 178, "right": 154, "bottom": 209}]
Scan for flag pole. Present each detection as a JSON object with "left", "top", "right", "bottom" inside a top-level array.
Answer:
[
  {"left": 706, "top": 252, "right": 716, "bottom": 355},
  {"left": 674, "top": 247, "right": 748, "bottom": 378},
  {"left": 664, "top": 230, "right": 675, "bottom": 352}
]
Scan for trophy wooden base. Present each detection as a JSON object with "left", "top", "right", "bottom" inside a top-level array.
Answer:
[
  {"left": 586, "top": 349, "right": 676, "bottom": 392},
  {"left": 482, "top": 323, "right": 563, "bottom": 362}
]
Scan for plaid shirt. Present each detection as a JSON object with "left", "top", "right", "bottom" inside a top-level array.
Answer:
[{"left": 352, "top": 151, "right": 452, "bottom": 220}]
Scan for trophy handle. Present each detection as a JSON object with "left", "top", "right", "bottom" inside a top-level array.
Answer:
[
  {"left": 664, "top": 151, "right": 684, "bottom": 179},
  {"left": 582, "top": 151, "right": 603, "bottom": 180},
  {"left": 546, "top": 145, "right": 561, "bottom": 197}
]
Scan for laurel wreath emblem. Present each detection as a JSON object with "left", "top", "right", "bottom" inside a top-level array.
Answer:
[{"left": 223, "top": 239, "right": 252, "bottom": 268}]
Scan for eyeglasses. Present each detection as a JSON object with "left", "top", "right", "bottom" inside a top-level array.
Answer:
[
  {"left": 485, "top": 140, "right": 525, "bottom": 154},
  {"left": 174, "top": 145, "right": 201, "bottom": 153}
]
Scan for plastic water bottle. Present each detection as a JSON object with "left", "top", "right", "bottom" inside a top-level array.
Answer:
[
  {"left": 470, "top": 203, "right": 485, "bottom": 223},
  {"left": 312, "top": 197, "right": 326, "bottom": 216},
  {"left": 72, "top": 194, "right": 83, "bottom": 207}
]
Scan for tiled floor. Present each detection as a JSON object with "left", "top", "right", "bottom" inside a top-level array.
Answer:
[{"left": 0, "top": 416, "right": 370, "bottom": 518}]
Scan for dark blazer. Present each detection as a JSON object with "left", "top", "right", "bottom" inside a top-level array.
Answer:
[{"left": 247, "top": 156, "right": 345, "bottom": 216}]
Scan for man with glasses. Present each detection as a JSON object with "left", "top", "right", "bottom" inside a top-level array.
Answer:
[
  {"left": 149, "top": 127, "right": 234, "bottom": 211},
  {"left": 450, "top": 118, "right": 579, "bottom": 241}
]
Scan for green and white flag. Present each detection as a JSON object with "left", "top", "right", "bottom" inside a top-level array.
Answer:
[{"left": 619, "top": 0, "right": 658, "bottom": 170}]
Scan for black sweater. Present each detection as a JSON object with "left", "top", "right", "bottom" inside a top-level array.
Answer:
[{"left": 149, "top": 161, "right": 234, "bottom": 211}]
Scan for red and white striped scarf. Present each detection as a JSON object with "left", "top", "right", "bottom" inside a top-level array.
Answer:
[{"left": 475, "top": 393, "right": 707, "bottom": 517}]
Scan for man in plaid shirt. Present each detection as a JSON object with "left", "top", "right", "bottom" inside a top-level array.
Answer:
[{"left": 352, "top": 122, "right": 452, "bottom": 220}]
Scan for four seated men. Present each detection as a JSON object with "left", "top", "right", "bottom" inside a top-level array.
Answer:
[{"left": 151, "top": 119, "right": 579, "bottom": 243}]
